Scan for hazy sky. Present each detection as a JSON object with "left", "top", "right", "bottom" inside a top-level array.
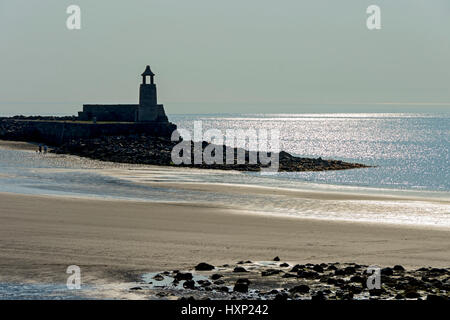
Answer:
[{"left": 1, "top": 0, "right": 450, "bottom": 114}]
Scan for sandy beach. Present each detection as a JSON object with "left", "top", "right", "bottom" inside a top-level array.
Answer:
[{"left": 0, "top": 191, "right": 449, "bottom": 288}]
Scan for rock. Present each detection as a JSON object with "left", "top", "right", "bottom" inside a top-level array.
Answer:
[
  {"left": 312, "top": 265, "right": 324, "bottom": 273},
  {"left": 130, "top": 286, "right": 142, "bottom": 291},
  {"left": 327, "top": 278, "right": 337, "bottom": 285},
  {"left": 273, "top": 256, "right": 280, "bottom": 261},
  {"left": 327, "top": 265, "right": 337, "bottom": 271},
  {"left": 269, "top": 289, "right": 279, "bottom": 294},
  {"left": 282, "top": 273, "right": 297, "bottom": 278},
  {"left": 233, "top": 267, "right": 248, "bottom": 273},
  {"left": 175, "top": 272, "right": 193, "bottom": 281},
  {"left": 152, "top": 274, "right": 164, "bottom": 281},
  {"left": 297, "top": 270, "right": 319, "bottom": 279},
  {"left": 404, "top": 290, "right": 420, "bottom": 299},
  {"left": 233, "top": 279, "right": 250, "bottom": 293},
  {"left": 183, "top": 280, "right": 196, "bottom": 290},
  {"left": 289, "top": 284, "right": 310, "bottom": 294},
  {"left": 344, "top": 266, "right": 356, "bottom": 275},
  {"left": 197, "top": 280, "right": 211, "bottom": 287},
  {"left": 289, "top": 264, "right": 304, "bottom": 273},
  {"left": 211, "top": 274, "right": 223, "bottom": 280},
  {"left": 393, "top": 265, "right": 405, "bottom": 272},
  {"left": 349, "top": 275, "right": 365, "bottom": 283},
  {"left": 334, "top": 269, "right": 346, "bottom": 276},
  {"left": 348, "top": 285, "right": 363, "bottom": 294},
  {"left": 369, "top": 289, "right": 384, "bottom": 296},
  {"left": 214, "top": 280, "right": 225, "bottom": 285},
  {"left": 195, "top": 262, "right": 215, "bottom": 271},
  {"left": 261, "top": 269, "right": 282, "bottom": 276},
  {"left": 395, "top": 294, "right": 405, "bottom": 300},
  {"left": 381, "top": 267, "right": 394, "bottom": 276},
  {"left": 219, "top": 286, "right": 229, "bottom": 293},
  {"left": 280, "top": 263, "right": 289, "bottom": 267},
  {"left": 274, "top": 293, "right": 288, "bottom": 301}
]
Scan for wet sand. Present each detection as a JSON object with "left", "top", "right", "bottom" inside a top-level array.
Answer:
[{"left": 0, "top": 192, "right": 449, "bottom": 287}]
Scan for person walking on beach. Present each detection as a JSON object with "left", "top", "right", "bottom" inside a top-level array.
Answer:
[
  {"left": 43, "top": 145, "right": 48, "bottom": 153},
  {"left": 38, "top": 144, "right": 42, "bottom": 153}
]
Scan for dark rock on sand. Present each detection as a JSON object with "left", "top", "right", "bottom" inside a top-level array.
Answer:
[
  {"left": 289, "top": 264, "right": 304, "bottom": 273},
  {"left": 280, "top": 263, "right": 289, "bottom": 267},
  {"left": 404, "top": 289, "right": 420, "bottom": 299},
  {"left": 312, "top": 265, "right": 324, "bottom": 273},
  {"left": 349, "top": 275, "right": 365, "bottom": 284},
  {"left": 211, "top": 274, "right": 223, "bottom": 280},
  {"left": 369, "top": 289, "right": 384, "bottom": 296},
  {"left": 233, "top": 279, "right": 250, "bottom": 293},
  {"left": 273, "top": 256, "right": 280, "bottom": 261},
  {"left": 233, "top": 267, "right": 248, "bottom": 273},
  {"left": 130, "top": 287, "right": 142, "bottom": 291},
  {"left": 327, "top": 265, "right": 337, "bottom": 271},
  {"left": 197, "top": 280, "right": 211, "bottom": 287},
  {"left": 261, "top": 269, "right": 282, "bottom": 277},
  {"left": 289, "top": 284, "right": 310, "bottom": 294},
  {"left": 381, "top": 267, "right": 394, "bottom": 276},
  {"left": 175, "top": 272, "right": 193, "bottom": 281},
  {"left": 297, "top": 270, "right": 319, "bottom": 279},
  {"left": 282, "top": 273, "right": 297, "bottom": 278},
  {"left": 183, "top": 280, "right": 196, "bottom": 290},
  {"left": 152, "top": 274, "right": 164, "bottom": 281},
  {"left": 195, "top": 262, "right": 215, "bottom": 271},
  {"left": 393, "top": 265, "right": 405, "bottom": 272},
  {"left": 343, "top": 266, "right": 356, "bottom": 275}
]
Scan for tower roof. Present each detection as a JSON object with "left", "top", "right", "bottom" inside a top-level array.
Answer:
[{"left": 141, "top": 65, "right": 155, "bottom": 76}]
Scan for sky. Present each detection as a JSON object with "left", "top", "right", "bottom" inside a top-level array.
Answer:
[{"left": 1, "top": 0, "right": 450, "bottom": 115}]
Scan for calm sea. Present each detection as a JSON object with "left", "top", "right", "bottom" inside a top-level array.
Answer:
[{"left": 172, "top": 112, "right": 450, "bottom": 192}]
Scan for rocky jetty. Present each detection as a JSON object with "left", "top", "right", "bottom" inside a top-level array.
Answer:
[
  {"left": 0, "top": 118, "right": 369, "bottom": 172},
  {"left": 50, "top": 135, "right": 369, "bottom": 172},
  {"left": 133, "top": 260, "right": 450, "bottom": 300}
]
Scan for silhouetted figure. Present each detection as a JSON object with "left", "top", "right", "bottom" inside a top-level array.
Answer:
[
  {"left": 38, "top": 144, "right": 42, "bottom": 153},
  {"left": 43, "top": 145, "right": 48, "bottom": 153}
]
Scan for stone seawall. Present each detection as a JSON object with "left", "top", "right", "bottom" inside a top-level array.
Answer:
[{"left": 0, "top": 119, "right": 177, "bottom": 146}]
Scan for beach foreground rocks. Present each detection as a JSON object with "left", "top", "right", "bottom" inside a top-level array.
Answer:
[{"left": 133, "top": 260, "right": 450, "bottom": 300}]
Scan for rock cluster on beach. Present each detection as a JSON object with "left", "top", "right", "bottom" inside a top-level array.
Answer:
[
  {"left": 50, "top": 135, "right": 369, "bottom": 172},
  {"left": 130, "top": 259, "right": 450, "bottom": 300}
]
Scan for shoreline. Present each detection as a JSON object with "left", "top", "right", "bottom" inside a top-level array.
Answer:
[{"left": 0, "top": 191, "right": 449, "bottom": 289}]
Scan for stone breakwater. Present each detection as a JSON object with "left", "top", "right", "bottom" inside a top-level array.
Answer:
[
  {"left": 130, "top": 259, "right": 450, "bottom": 300},
  {"left": 0, "top": 118, "right": 176, "bottom": 144},
  {"left": 51, "top": 135, "right": 369, "bottom": 172},
  {"left": 0, "top": 118, "right": 369, "bottom": 172}
]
